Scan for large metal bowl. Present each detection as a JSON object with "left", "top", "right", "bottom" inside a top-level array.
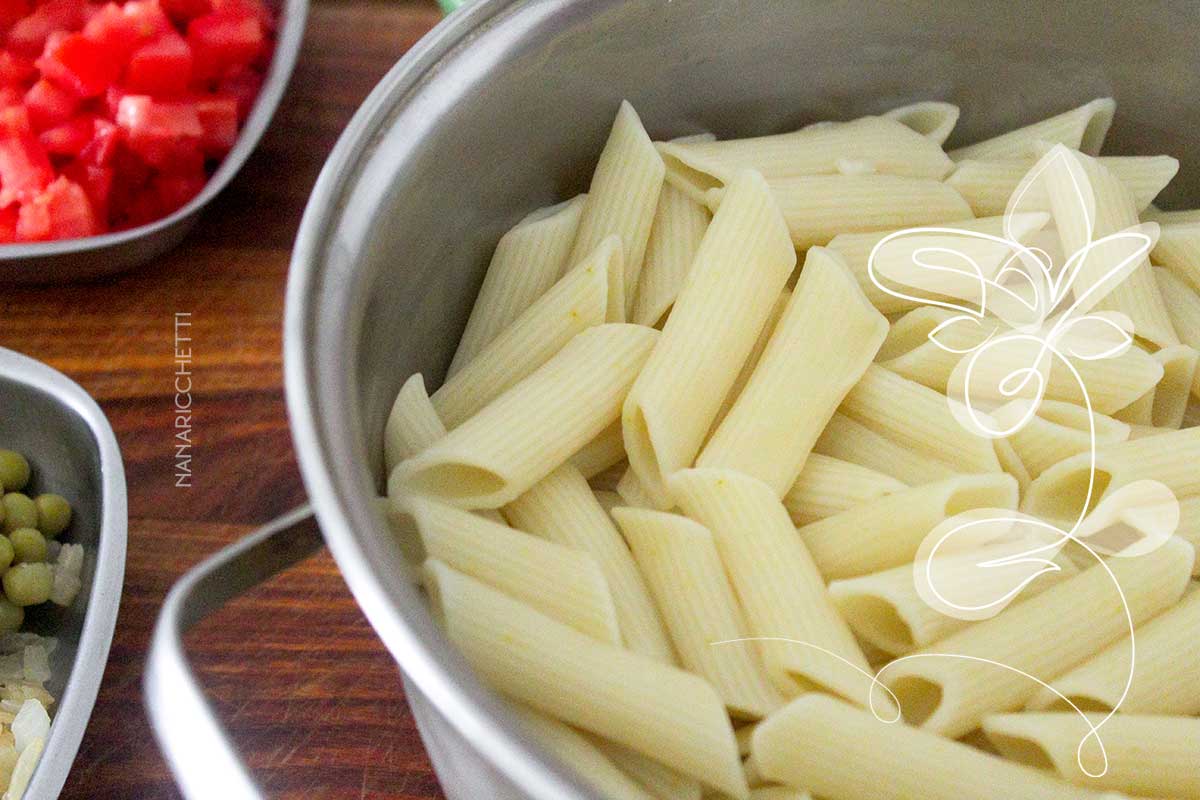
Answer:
[
  {"left": 0, "top": 347, "right": 126, "bottom": 798},
  {"left": 147, "top": 1, "right": 1200, "bottom": 798}
]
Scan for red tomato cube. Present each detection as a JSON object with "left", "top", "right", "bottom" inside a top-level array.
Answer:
[
  {"left": 16, "top": 175, "right": 97, "bottom": 240},
  {"left": 215, "top": 63, "right": 259, "bottom": 120},
  {"left": 115, "top": 94, "right": 202, "bottom": 167},
  {"left": 78, "top": 116, "right": 117, "bottom": 164},
  {"left": 160, "top": 0, "right": 209, "bottom": 24},
  {"left": 23, "top": 77, "right": 77, "bottom": 128},
  {"left": 186, "top": 9, "right": 260, "bottom": 80},
  {"left": 6, "top": 0, "right": 89, "bottom": 57},
  {"left": 36, "top": 31, "right": 123, "bottom": 97},
  {"left": 124, "top": 29, "right": 192, "bottom": 95},
  {"left": 0, "top": 104, "right": 30, "bottom": 135},
  {"left": 0, "top": 0, "right": 31, "bottom": 36},
  {"left": 62, "top": 157, "right": 110, "bottom": 221},
  {"left": 0, "top": 204, "right": 17, "bottom": 242},
  {"left": 0, "top": 50, "right": 34, "bottom": 85},
  {"left": 193, "top": 92, "right": 234, "bottom": 154},
  {"left": 37, "top": 112, "right": 93, "bottom": 155},
  {"left": 0, "top": 129, "right": 52, "bottom": 205}
]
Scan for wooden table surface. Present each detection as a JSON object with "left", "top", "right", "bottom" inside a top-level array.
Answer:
[{"left": 0, "top": 1, "right": 448, "bottom": 797}]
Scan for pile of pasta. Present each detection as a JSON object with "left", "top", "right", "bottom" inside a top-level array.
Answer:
[{"left": 385, "top": 97, "right": 1200, "bottom": 800}]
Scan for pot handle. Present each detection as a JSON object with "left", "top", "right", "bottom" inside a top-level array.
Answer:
[{"left": 144, "top": 505, "right": 324, "bottom": 800}]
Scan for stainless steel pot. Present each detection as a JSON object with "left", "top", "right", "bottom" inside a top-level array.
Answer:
[{"left": 145, "top": 1, "right": 1200, "bottom": 797}]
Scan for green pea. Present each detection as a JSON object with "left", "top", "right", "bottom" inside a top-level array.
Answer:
[
  {"left": 9, "top": 529, "right": 45, "bottom": 564},
  {"left": 0, "top": 597, "right": 22, "bottom": 635},
  {"left": 2, "top": 563, "right": 51, "bottom": 607},
  {"left": 1, "top": 494, "right": 36, "bottom": 534},
  {"left": 0, "top": 537, "right": 12, "bottom": 573},
  {"left": 34, "top": 494, "right": 71, "bottom": 538},
  {"left": 0, "top": 451, "right": 29, "bottom": 493}
]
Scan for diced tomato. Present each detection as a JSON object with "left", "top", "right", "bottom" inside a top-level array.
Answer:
[
  {"left": 186, "top": 9, "right": 259, "bottom": 80},
  {"left": 36, "top": 32, "right": 123, "bottom": 97},
  {"left": 215, "top": 63, "right": 257, "bottom": 120},
  {"left": 193, "top": 92, "right": 233, "bottom": 154},
  {"left": 6, "top": 0, "right": 89, "bottom": 57},
  {"left": 0, "top": 0, "right": 30, "bottom": 37},
  {"left": 0, "top": 85, "right": 21, "bottom": 107},
  {"left": 211, "top": 0, "right": 268, "bottom": 31},
  {"left": 0, "top": 50, "right": 34, "bottom": 84},
  {"left": 0, "top": 128, "right": 52, "bottom": 205},
  {"left": 115, "top": 94, "right": 202, "bottom": 168},
  {"left": 61, "top": 156, "right": 109, "bottom": 220},
  {"left": 78, "top": 115, "right": 116, "bottom": 164},
  {"left": 152, "top": 167, "right": 202, "bottom": 213},
  {"left": 0, "top": 204, "right": 16, "bottom": 241},
  {"left": 124, "top": 29, "right": 191, "bottom": 95},
  {"left": 0, "top": 104, "right": 30, "bottom": 135},
  {"left": 16, "top": 174, "right": 96, "bottom": 240},
  {"left": 23, "top": 77, "right": 76, "bottom": 128},
  {"left": 160, "top": 0, "right": 208, "bottom": 24},
  {"left": 37, "top": 112, "right": 93, "bottom": 154}
]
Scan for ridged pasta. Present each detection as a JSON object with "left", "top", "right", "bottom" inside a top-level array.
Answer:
[
  {"left": 631, "top": 182, "right": 711, "bottom": 326},
  {"left": 782, "top": 453, "right": 907, "bottom": 526},
  {"left": 882, "top": 101, "right": 959, "bottom": 145},
  {"left": 948, "top": 98, "right": 1114, "bottom": 161},
  {"left": 813, "top": 412, "right": 956, "bottom": 485}
]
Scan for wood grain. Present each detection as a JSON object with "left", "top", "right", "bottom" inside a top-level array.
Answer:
[{"left": 0, "top": 1, "right": 447, "bottom": 797}]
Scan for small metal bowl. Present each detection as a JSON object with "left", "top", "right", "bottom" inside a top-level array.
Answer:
[
  {"left": 0, "top": 347, "right": 126, "bottom": 798},
  {"left": 0, "top": 0, "right": 308, "bottom": 284}
]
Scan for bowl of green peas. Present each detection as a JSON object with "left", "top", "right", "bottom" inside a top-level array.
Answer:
[{"left": 0, "top": 347, "right": 126, "bottom": 799}]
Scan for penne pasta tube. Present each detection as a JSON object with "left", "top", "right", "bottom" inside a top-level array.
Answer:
[
  {"left": 992, "top": 437, "right": 1030, "bottom": 497},
  {"left": 709, "top": 289, "right": 790, "bottom": 436},
  {"left": 590, "top": 738, "right": 702, "bottom": 800},
  {"left": 423, "top": 560, "right": 747, "bottom": 798},
  {"left": 880, "top": 537, "right": 1194, "bottom": 737},
  {"left": 657, "top": 115, "right": 954, "bottom": 201},
  {"left": 813, "top": 412, "right": 957, "bottom": 485},
  {"left": 782, "top": 453, "right": 907, "bottom": 526},
  {"left": 613, "top": 507, "right": 784, "bottom": 719},
  {"left": 794, "top": 473, "right": 1018, "bottom": 580},
  {"left": 404, "top": 495, "right": 620, "bottom": 643},
  {"left": 1023, "top": 426, "right": 1200, "bottom": 522},
  {"left": 948, "top": 98, "right": 1115, "bottom": 161},
  {"left": 882, "top": 100, "right": 959, "bottom": 145},
  {"left": 709, "top": 175, "right": 972, "bottom": 250},
  {"left": 699, "top": 248, "right": 888, "bottom": 495},
  {"left": 878, "top": 306, "right": 1165, "bottom": 414},
  {"left": 384, "top": 373, "right": 445, "bottom": 475},
  {"left": 753, "top": 694, "right": 1110, "bottom": 800},
  {"left": 1143, "top": 206, "right": 1200, "bottom": 225},
  {"left": 1045, "top": 150, "right": 1178, "bottom": 348},
  {"left": 504, "top": 463, "right": 675, "bottom": 662},
  {"left": 948, "top": 155, "right": 1178, "bottom": 216},
  {"left": 829, "top": 552, "right": 1078, "bottom": 656},
  {"left": 631, "top": 182, "right": 711, "bottom": 326},
  {"left": 447, "top": 195, "right": 586, "bottom": 376},
  {"left": 592, "top": 489, "right": 623, "bottom": 517},
  {"left": 840, "top": 365, "right": 1002, "bottom": 474},
  {"left": 1178, "top": 494, "right": 1200, "bottom": 573},
  {"left": 393, "top": 323, "right": 657, "bottom": 508},
  {"left": 749, "top": 788, "right": 813, "bottom": 800},
  {"left": 1155, "top": 266, "right": 1200, "bottom": 399},
  {"left": 1111, "top": 344, "right": 1198, "bottom": 428},
  {"left": 734, "top": 721, "right": 757, "bottom": 758},
  {"left": 826, "top": 213, "right": 1049, "bottom": 315},
  {"left": 1150, "top": 220, "right": 1200, "bottom": 294},
  {"left": 567, "top": 101, "right": 665, "bottom": 319},
  {"left": 511, "top": 706, "right": 657, "bottom": 800},
  {"left": 1004, "top": 400, "right": 1130, "bottom": 479},
  {"left": 431, "top": 240, "right": 616, "bottom": 429},
  {"left": 1026, "top": 587, "right": 1200, "bottom": 714},
  {"left": 983, "top": 712, "right": 1200, "bottom": 799},
  {"left": 623, "top": 170, "right": 795, "bottom": 507},
  {"left": 616, "top": 465, "right": 660, "bottom": 510},
  {"left": 669, "top": 469, "right": 884, "bottom": 712},
  {"left": 567, "top": 419, "right": 625, "bottom": 479}
]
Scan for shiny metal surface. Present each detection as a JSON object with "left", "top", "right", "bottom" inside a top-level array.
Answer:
[
  {"left": 0, "top": 0, "right": 308, "bottom": 284},
  {"left": 154, "top": 0, "right": 1200, "bottom": 797},
  {"left": 0, "top": 347, "right": 126, "bottom": 799}
]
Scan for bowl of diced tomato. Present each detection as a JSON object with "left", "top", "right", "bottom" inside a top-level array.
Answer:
[{"left": 0, "top": 0, "right": 305, "bottom": 281}]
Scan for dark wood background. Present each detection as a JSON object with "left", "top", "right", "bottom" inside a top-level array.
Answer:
[{"left": 0, "top": 1, "right": 447, "bottom": 796}]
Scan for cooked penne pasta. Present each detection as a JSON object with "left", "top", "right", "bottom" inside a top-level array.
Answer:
[
  {"left": 840, "top": 365, "right": 1002, "bottom": 474},
  {"left": 669, "top": 469, "right": 885, "bottom": 712},
  {"left": 404, "top": 495, "right": 619, "bottom": 643},
  {"left": 813, "top": 412, "right": 957, "bottom": 485},
  {"left": 431, "top": 241, "right": 615, "bottom": 429},
  {"left": 782, "top": 453, "right": 907, "bottom": 526},
  {"left": 753, "top": 694, "right": 1108, "bottom": 800},
  {"left": 1154, "top": 266, "right": 1200, "bottom": 397},
  {"left": 948, "top": 154, "right": 1178, "bottom": 216},
  {"left": 709, "top": 289, "right": 790, "bottom": 436},
  {"left": 504, "top": 463, "right": 675, "bottom": 662},
  {"left": 616, "top": 466, "right": 660, "bottom": 510},
  {"left": 623, "top": 170, "right": 795, "bottom": 507},
  {"left": 631, "top": 182, "right": 711, "bottom": 326},
  {"left": 748, "top": 788, "right": 813, "bottom": 800},
  {"left": 1178, "top": 494, "right": 1200, "bottom": 573},
  {"left": 511, "top": 706, "right": 657, "bottom": 800},
  {"left": 881, "top": 537, "right": 1194, "bottom": 737},
  {"left": 567, "top": 101, "right": 665, "bottom": 319},
  {"left": 1112, "top": 343, "right": 1198, "bottom": 428},
  {"left": 882, "top": 100, "right": 959, "bottom": 145},
  {"left": 948, "top": 98, "right": 1114, "bottom": 161},
  {"left": 698, "top": 248, "right": 888, "bottom": 495},
  {"left": 589, "top": 738, "right": 701, "bottom": 800},
  {"left": 992, "top": 438, "right": 1030, "bottom": 496},
  {"left": 983, "top": 712, "right": 1200, "bottom": 799},
  {"left": 394, "top": 324, "right": 657, "bottom": 508},
  {"left": 879, "top": 306, "right": 1165, "bottom": 414},
  {"left": 1025, "top": 587, "right": 1200, "bottom": 714},
  {"left": 384, "top": 373, "right": 446, "bottom": 475},
  {"left": 1004, "top": 400, "right": 1130, "bottom": 479},
  {"left": 794, "top": 473, "right": 1018, "bottom": 580},
  {"left": 447, "top": 195, "right": 586, "bottom": 376},
  {"left": 712, "top": 174, "right": 971, "bottom": 250},
  {"left": 567, "top": 420, "right": 626, "bottom": 480},
  {"left": 613, "top": 507, "right": 783, "bottom": 719},
  {"left": 657, "top": 115, "right": 953, "bottom": 200},
  {"left": 423, "top": 560, "right": 747, "bottom": 798},
  {"left": 1150, "top": 220, "right": 1200, "bottom": 293},
  {"left": 826, "top": 213, "right": 1049, "bottom": 314},
  {"left": 1023, "top": 426, "right": 1200, "bottom": 521}
]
